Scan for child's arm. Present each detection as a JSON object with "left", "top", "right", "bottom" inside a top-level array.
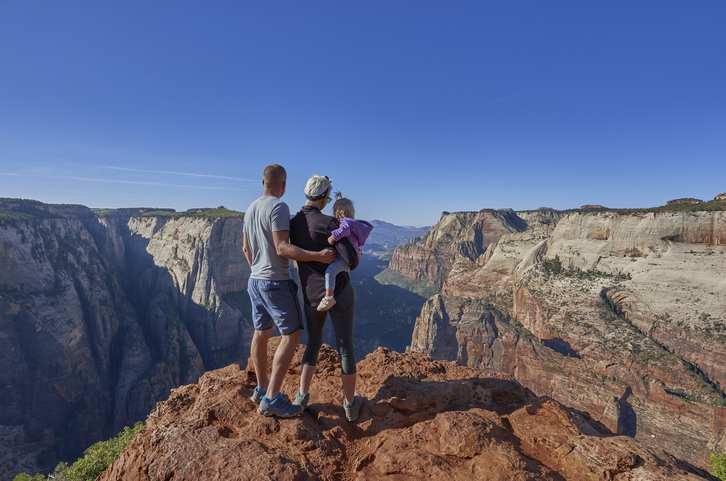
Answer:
[
  {"left": 328, "top": 234, "right": 335, "bottom": 245},
  {"left": 330, "top": 223, "right": 352, "bottom": 243}
]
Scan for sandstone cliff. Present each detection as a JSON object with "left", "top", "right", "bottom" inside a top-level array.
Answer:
[
  {"left": 99, "top": 338, "right": 714, "bottom": 480},
  {"left": 380, "top": 210, "right": 561, "bottom": 295},
  {"left": 397, "top": 208, "right": 726, "bottom": 469},
  {"left": 0, "top": 203, "right": 251, "bottom": 480}
]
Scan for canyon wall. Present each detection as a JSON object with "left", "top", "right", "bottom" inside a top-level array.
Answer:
[
  {"left": 0, "top": 205, "right": 252, "bottom": 480},
  {"left": 383, "top": 210, "right": 561, "bottom": 295},
  {"left": 396, "top": 208, "right": 726, "bottom": 468}
]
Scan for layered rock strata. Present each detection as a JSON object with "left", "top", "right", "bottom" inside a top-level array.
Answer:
[
  {"left": 0, "top": 206, "right": 251, "bottom": 480},
  {"left": 99, "top": 338, "right": 713, "bottom": 480},
  {"left": 383, "top": 210, "right": 561, "bottom": 294},
  {"left": 399, "top": 209, "right": 726, "bottom": 468}
]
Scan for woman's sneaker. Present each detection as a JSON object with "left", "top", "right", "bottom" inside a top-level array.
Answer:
[
  {"left": 317, "top": 296, "right": 336, "bottom": 312},
  {"left": 293, "top": 391, "right": 310, "bottom": 409},
  {"left": 250, "top": 386, "right": 266, "bottom": 404},
  {"left": 258, "top": 393, "right": 303, "bottom": 418},
  {"left": 343, "top": 392, "right": 363, "bottom": 422}
]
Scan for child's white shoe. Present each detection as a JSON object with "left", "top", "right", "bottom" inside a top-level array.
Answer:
[{"left": 317, "top": 296, "right": 336, "bottom": 312}]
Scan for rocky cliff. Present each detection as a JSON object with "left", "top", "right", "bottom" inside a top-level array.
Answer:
[
  {"left": 393, "top": 207, "right": 726, "bottom": 469},
  {"left": 0, "top": 202, "right": 251, "bottom": 480},
  {"left": 380, "top": 210, "right": 561, "bottom": 296},
  {"left": 99, "top": 337, "right": 714, "bottom": 480}
]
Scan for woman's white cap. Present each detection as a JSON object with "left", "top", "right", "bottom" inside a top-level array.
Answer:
[{"left": 304, "top": 175, "right": 332, "bottom": 201}]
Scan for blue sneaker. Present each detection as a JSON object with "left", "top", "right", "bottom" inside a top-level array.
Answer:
[
  {"left": 251, "top": 386, "right": 266, "bottom": 404},
  {"left": 258, "top": 393, "right": 304, "bottom": 418}
]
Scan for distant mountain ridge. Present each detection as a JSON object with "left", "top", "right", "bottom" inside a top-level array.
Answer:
[{"left": 364, "top": 219, "right": 429, "bottom": 255}]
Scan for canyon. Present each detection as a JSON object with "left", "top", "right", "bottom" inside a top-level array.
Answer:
[
  {"left": 0, "top": 200, "right": 425, "bottom": 480},
  {"left": 382, "top": 203, "right": 726, "bottom": 470},
  {"left": 4, "top": 196, "right": 726, "bottom": 479}
]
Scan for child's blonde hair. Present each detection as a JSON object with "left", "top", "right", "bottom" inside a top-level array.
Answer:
[{"left": 332, "top": 192, "right": 355, "bottom": 219}]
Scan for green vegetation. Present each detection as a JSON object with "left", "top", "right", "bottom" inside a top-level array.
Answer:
[
  {"left": 128, "top": 206, "right": 244, "bottom": 219},
  {"left": 189, "top": 207, "right": 244, "bottom": 218},
  {"left": 352, "top": 257, "right": 428, "bottom": 354},
  {"left": 13, "top": 422, "right": 144, "bottom": 481},
  {"left": 543, "top": 255, "right": 631, "bottom": 281},
  {"left": 374, "top": 268, "right": 440, "bottom": 298},
  {"left": 130, "top": 209, "right": 182, "bottom": 218},
  {"left": 711, "top": 452, "right": 726, "bottom": 480},
  {"left": 0, "top": 198, "right": 70, "bottom": 223},
  {"left": 542, "top": 255, "right": 562, "bottom": 275},
  {"left": 13, "top": 475, "right": 46, "bottom": 481},
  {"left": 0, "top": 199, "right": 244, "bottom": 221}
]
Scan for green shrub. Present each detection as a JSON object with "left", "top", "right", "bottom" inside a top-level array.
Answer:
[
  {"left": 13, "top": 474, "right": 46, "bottom": 481},
  {"left": 13, "top": 422, "right": 145, "bottom": 481},
  {"left": 711, "top": 451, "right": 726, "bottom": 480},
  {"left": 61, "top": 422, "right": 144, "bottom": 481}
]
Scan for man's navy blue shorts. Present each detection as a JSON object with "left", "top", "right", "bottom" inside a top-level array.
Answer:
[{"left": 247, "top": 278, "right": 303, "bottom": 335}]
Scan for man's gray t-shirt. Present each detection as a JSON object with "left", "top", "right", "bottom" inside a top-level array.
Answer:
[{"left": 243, "top": 196, "right": 292, "bottom": 280}]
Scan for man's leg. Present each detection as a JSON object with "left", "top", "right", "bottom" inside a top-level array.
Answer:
[
  {"left": 251, "top": 328, "right": 272, "bottom": 389},
  {"left": 265, "top": 328, "right": 302, "bottom": 399}
]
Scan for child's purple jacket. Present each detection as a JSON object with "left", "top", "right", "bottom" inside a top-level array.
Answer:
[{"left": 331, "top": 218, "right": 374, "bottom": 251}]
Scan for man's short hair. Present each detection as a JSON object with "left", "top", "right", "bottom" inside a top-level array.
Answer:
[{"left": 263, "top": 164, "right": 287, "bottom": 188}]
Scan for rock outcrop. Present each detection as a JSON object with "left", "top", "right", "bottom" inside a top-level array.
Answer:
[
  {"left": 382, "top": 211, "right": 553, "bottom": 294},
  {"left": 0, "top": 204, "right": 252, "bottom": 480},
  {"left": 667, "top": 198, "right": 704, "bottom": 205},
  {"left": 99, "top": 338, "right": 714, "bottom": 480},
  {"left": 393, "top": 209, "right": 726, "bottom": 469}
]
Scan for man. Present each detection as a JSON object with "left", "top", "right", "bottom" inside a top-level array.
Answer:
[{"left": 242, "top": 164, "right": 336, "bottom": 417}]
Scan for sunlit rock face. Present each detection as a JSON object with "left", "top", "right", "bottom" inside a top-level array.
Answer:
[
  {"left": 0, "top": 206, "right": 252, "bottom": 480},
  {"left": 99, "top": 339, "right": 712, "bottom": 481},
  {"left": 386, "top": 210, "right": 563, "bottom": 292},
  {"left": 399, "top": 209, "right": 726, "bottom": 469}
]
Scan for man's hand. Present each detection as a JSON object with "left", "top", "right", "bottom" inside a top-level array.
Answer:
[{"left": 318, "top": 247, "right": 337, "bottom": 264}]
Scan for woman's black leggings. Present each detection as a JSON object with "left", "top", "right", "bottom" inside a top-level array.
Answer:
[{"left": 302, "top": 283, "right": 356, "bottom": 374}]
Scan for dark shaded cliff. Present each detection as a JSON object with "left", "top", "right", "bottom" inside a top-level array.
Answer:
[{"left": 0, "top": 202, "right": 252, "bottom": 480}]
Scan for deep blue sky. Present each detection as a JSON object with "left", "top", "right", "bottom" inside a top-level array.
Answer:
[{"left": 1, "top": 2, "right": 724, "bottom": 226}]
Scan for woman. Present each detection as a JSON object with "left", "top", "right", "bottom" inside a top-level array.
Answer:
[{"left": 289, "top": 174, "right": 362, "bottom": 422}]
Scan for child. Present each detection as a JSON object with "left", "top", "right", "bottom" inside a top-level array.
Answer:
[{"left": 318, "top": 193, "right": 374, "bottom": 311}]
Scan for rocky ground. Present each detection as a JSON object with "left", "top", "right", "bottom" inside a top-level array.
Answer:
[{"left": 99, "top": 337, "right": 713, "bottom": 481}]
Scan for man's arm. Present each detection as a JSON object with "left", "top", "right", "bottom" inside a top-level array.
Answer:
[
  {"left": 242, "top": 232, "right": 253, "bottom": 266},
  {"left": 273, "top": 230, "right": 337, "bottom": 263}
]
